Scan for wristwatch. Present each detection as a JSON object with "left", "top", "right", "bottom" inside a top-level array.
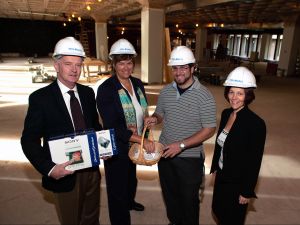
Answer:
[{"left": 179, "top": 142, "right": 185, "bottom": 151}]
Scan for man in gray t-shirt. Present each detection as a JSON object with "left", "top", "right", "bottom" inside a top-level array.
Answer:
[{"left": 145, "top": 46, "right": 216, "bottom": 225}]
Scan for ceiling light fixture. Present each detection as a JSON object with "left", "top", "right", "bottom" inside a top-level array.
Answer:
[{"left": 18, "top": 10, "right": 59, "bottom": 17}]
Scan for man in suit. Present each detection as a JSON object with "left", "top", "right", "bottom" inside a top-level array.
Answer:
[{"left": 21, "top": 37, "right": 102, "bottom": 225}]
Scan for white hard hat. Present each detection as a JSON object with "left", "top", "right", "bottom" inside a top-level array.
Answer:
[
  {"left": 168, "top": 46, "right": 196, "bottom": 66},
  {"left": 224, "top": 66, "right": 257, "bottom": 88},
  {"left": 109, "top": 39, "right": 137, "bottom": 59},
  {"left": 53, "top": 37, "right": 86, "bottom": 58}
]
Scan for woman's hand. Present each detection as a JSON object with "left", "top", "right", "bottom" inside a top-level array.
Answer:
[
  {"left": 143, "top": 139, "right": 155, "bottom": 153},
  {"left": 101, "top": 156, "right": 112, "bottom": 160},
  {"left": 128, "top": 125, "right": 138, "bottom": 135},
  {"left": 239, "top": 195, "right": 250, "bottom": 204}
]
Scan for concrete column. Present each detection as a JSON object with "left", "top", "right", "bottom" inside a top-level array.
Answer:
[
  {"left": 278, "top": 17, "right": 300, "bottom": 76},
  {"left": 194, "top": 28, "right": 207, "bottom": 62},
  {"left": 95, "top": 22, "right": 108, "bottom": 62},
  {"left": 141, "top": 7, "right": 164, "bottom": 84}
]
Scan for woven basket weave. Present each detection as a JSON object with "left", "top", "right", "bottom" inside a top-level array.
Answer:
[{"left": 128, "top": 127, "right": 164, "bottom": 166}]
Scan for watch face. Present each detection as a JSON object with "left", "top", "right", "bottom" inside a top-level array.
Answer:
[{"left": 180, "top": 143, "right": 185, "bottom": 149}]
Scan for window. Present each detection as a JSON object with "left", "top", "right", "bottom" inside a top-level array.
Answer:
[
  {"left": 248, "top": 34, "right": 258, "bottom": 57},
  {"left": 240, "top": 34, "right": 249, "bottom": 57},
  {"left": 267, "top": 34, "right": 278, "bottom": 60}
]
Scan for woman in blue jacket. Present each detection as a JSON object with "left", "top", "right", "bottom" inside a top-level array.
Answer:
[
  {"left": 210, "top": 66, "right": 266, "bottom": 225},
  {"left": 96, "top": 39, "right": 154, "bottom": 225}
]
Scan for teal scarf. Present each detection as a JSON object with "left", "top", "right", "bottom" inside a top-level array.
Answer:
[{"left": 118, "top": 87, "right": 148, "bottom": 130}]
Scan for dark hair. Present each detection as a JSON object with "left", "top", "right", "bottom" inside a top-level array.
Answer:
[
  {"left": 110, "top": 54, "right": 135, "bottom": 76},
  {"left": 111, "top": 54, "right": 135, "bottom": 65},
  {"left": 224, "top": 86, "right": 255, "bottom": 105}
]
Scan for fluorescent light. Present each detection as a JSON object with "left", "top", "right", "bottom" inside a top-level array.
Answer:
[{"left": 18, "top": 10, "right": 59, "bottom": 17}]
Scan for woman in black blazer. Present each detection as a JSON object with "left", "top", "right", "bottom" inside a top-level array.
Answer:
[
  {"left": 96, "top": 39, "right": 154, "bottom": 225},
  {"left": 210, "top": 67, "right": 266, "bottom": 225}
]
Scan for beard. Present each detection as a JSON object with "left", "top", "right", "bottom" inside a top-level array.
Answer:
[{"left": 175, "top": 73, "right": 192, "bottom": 86}]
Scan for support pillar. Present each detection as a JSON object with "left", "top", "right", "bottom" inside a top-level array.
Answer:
[
  {"left": 278, "top": 16, "right": 300, "bottom": 76},
  {"left": 259, "top": 34, "right": 268, "bottom": 61},
  {"left": 195, "top": 28, "right": 207, "bottom": 62},
  {"left": 141, "top": 7, "right": 164, "bottom": 84},
  {"left": 95, "top": 22, "right": 108, "bottom": 62}
]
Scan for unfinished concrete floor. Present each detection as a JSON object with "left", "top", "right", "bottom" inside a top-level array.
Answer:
[{"left": 0, "top": 58, "right": 300, "bottom": 224}]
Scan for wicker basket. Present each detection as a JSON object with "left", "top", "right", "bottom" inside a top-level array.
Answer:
[{"left": 128, "top": 127, "right": 164, "bottom": 166}]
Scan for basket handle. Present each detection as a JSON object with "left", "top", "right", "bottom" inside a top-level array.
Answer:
[{"left": 140, "top": 126, "right": 148, "bottom": 152}]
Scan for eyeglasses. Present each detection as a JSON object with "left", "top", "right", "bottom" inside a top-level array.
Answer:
[{"left": 171, "top": 65, "right": 190, "bottom": 72}]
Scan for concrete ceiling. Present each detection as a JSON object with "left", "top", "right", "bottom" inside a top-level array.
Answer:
[{"left": 0, "top": 0, "right": 300, "bottom": 28}]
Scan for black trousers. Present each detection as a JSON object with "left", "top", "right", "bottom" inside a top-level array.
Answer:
[
  {"left": 104, "top": 154, "right": 137, "bottom": 225},
  {"left": 128, "top": 160, "right": 138, "bottom": 207},
  {"left": 212, "top": 170, "right": 248, "bottom": 225},
  {"left": 158, "top": 157, "right": 204, "bottom": 225}
]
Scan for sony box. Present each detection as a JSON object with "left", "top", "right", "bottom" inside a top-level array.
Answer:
[
  {"left": 48, "top": 131, "right": 100, "bottom": 171},
  {"left": 96, "top": 129, "right": 118, "bottom": 157}
]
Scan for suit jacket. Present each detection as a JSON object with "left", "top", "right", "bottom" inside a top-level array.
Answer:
[
  {"left": 21, "top": 80, "right": 102, "bottom": 192},
  {"left": 96, "top": 75, "right": 147, "bottom": 155},
  {"left": 210, "top": 106, "right": 266, "bottom": 198}
]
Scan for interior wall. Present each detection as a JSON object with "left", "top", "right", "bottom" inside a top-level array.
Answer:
[{"left": 0, "top": 18, "right": 80, "bottom": 57}]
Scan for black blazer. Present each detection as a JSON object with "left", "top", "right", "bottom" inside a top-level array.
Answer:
[
  {"left": 96, "top": 75, "right": 147, "bottom": 155},
  {"left": 210, "top": 106, "right": 266, "bottom": 198},
  {"left": 21, "top": 80, "right": 102, "bottom": 192}
]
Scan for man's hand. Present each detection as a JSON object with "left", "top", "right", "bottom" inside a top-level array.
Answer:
[
  {"left": 49, "top": 160, "right": 75, "bottom": 180},
  {"left": 162, "top": 142, "right": 182, "bottom": 158},
  {"left": 144, "top": 116, "right": 158, "bottom": 128}
]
